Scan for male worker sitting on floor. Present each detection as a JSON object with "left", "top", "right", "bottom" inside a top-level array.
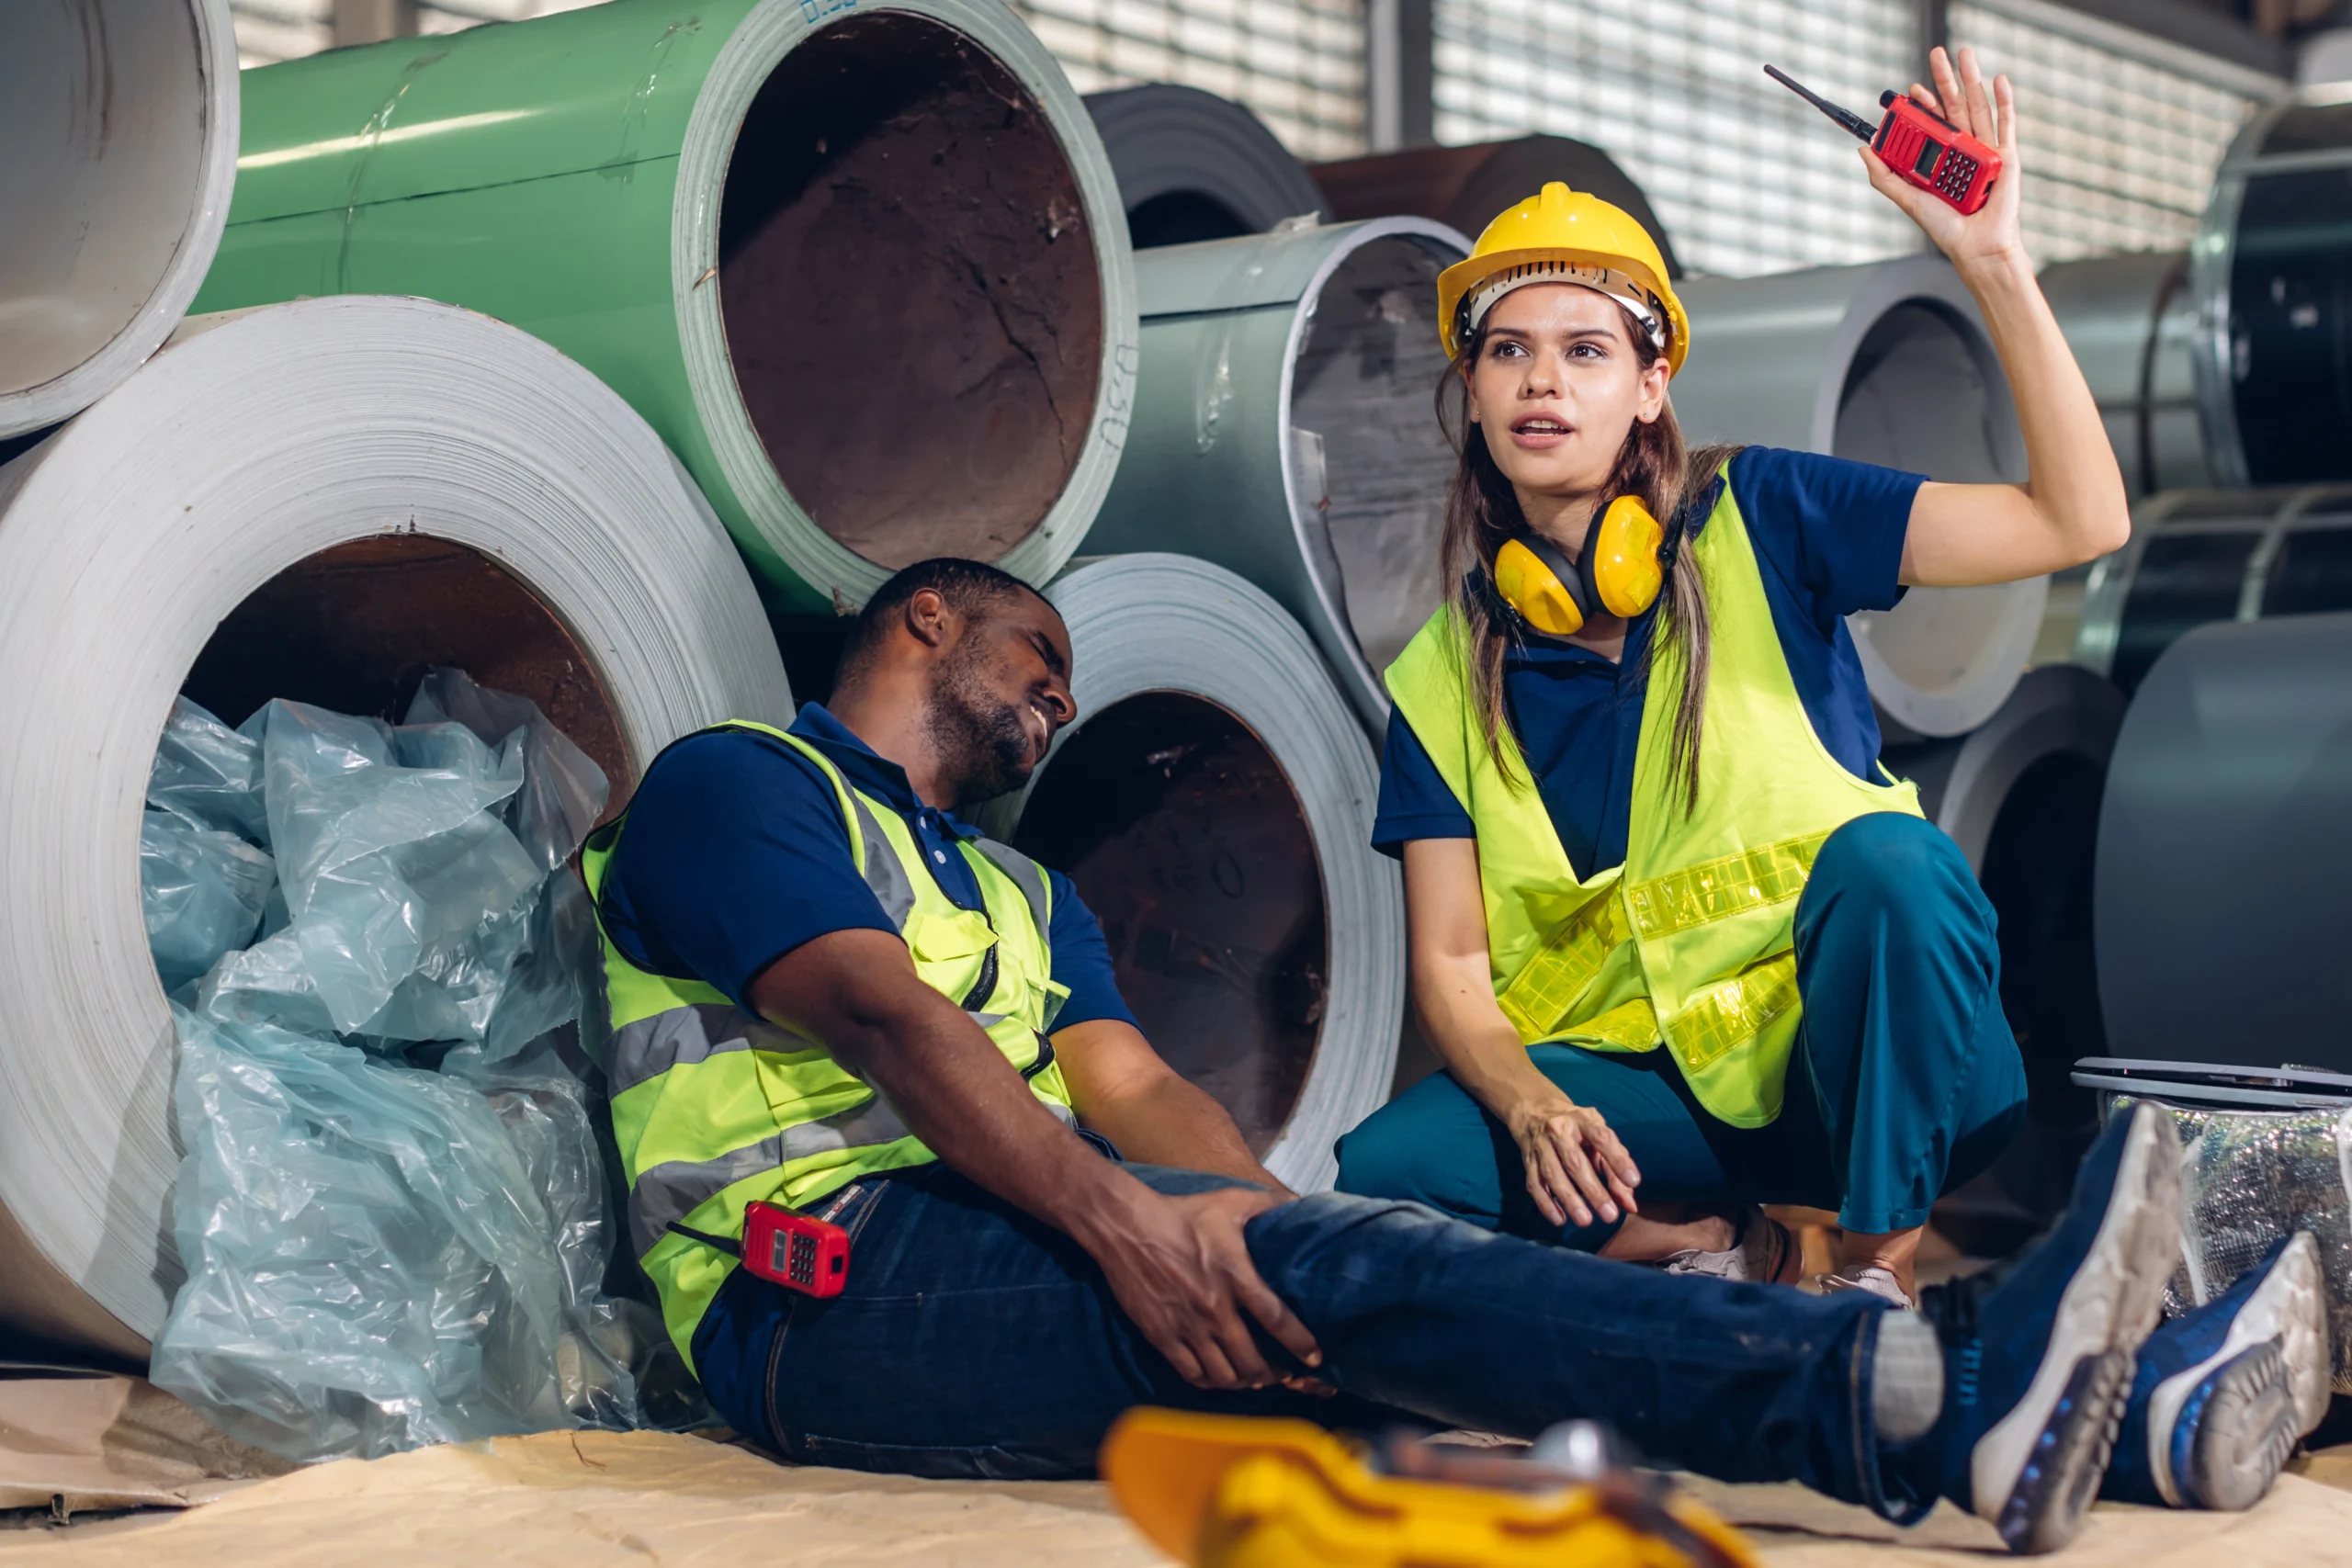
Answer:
[{"left": 582, "top": 557, "right": 2316, "bottom": 1554}]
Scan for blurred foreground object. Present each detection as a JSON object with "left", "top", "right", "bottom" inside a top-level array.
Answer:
[{"left": 1102, "top": 1408, "right": 1759, "bottom": 1568}]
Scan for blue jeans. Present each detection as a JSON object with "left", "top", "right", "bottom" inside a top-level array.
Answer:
[
  {"left": 1336, "top": 814, "right": 2028, "bottom": 1246},
  {"left": 690, "top": 1160, "right": 1910, "bottom": 1517}
]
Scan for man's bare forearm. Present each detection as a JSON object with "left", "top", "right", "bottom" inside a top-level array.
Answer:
[{"left": 1082, "top": 1071, "right": 1283, "bottom": 1190}]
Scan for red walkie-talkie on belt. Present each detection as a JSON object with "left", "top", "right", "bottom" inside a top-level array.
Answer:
[
  {"left": 742, "top": 1200, "right": 852, "bottom": 1298},
  {"left": 1766, "top": 65, "right": 2002, "bottom": 215}
]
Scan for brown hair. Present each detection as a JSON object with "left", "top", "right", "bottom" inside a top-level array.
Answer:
[{"left": 1435, "top": 303, "right": 1740, "bottom": 814}]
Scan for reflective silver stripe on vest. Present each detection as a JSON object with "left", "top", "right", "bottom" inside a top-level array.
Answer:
[
  {"left": 628, "top": 1094, "right": 913, "bottom": 1258},
  {"left": 608, "top": 1003, "right": 798, "bottom": 1100},
  {"left": 970, "top": 836, "right": 1051, "bottom": 933},
  {"left": 845, "top": 791, "right": 917, "bottom": 929},
  {"left": 628, "top": 1089, "right": 1078, "bottom": 1256}
]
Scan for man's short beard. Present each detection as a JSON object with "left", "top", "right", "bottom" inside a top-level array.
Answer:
[{"left": 925, "top": 634, "right": 1036, "bottom": 807}]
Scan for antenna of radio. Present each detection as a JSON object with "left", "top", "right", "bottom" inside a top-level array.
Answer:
[{"left": 1764, "top": 65, "right": 1876, "bottom": 143}]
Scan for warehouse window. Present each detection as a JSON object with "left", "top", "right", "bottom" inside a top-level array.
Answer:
[
  {"left": 1948, "top": 0, "right": 2280, "bottom": 264},
  {"left": 1431, "top": 0, "right": 1921, "bottom": 276},
  {"left": 1008, "top": 0, "right": 1367, "bottom": 160}
]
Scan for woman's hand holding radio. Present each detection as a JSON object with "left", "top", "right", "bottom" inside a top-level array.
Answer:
[
  {"left": 1860, "top": 45, "right": 2131, "bottom": 586},
  {"left": 1861, "top": 46, "right": 2023, "bottom": 281}
]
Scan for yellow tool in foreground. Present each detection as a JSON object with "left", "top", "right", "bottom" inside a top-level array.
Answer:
[{"left": 1102, "top": 1409, "right": 1761, "bottom": 1568}]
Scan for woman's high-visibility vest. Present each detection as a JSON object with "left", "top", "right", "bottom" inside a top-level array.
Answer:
[
  {"left": 1384, "top": 471, "right": 1924, "bottom": 1128},
  {"left": 580, "top": 722, "right": 1075, "bottom": 1370}
]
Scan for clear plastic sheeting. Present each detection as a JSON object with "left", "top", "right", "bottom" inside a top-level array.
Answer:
[
  {"left": 2123, "top": 1097, "right": 2352, "bottom": 1395},
  {"left": 150, "top": 671, "right": 705, "bottom": 1461},
  {"left": 194, "top": 671, "right": 601, "bottom": 1060},
  {"left": 142, "top": 809, "right": 275, "bottom": 994}
]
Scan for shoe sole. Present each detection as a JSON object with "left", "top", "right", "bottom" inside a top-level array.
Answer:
[
  {"left": 2176, "top": 1340, "right": 2301, "bottom": 1512},
  {"left": 2156, "top": 1231, "right": 2331, "bottom": 1509},
  {"left": 1976, "top": 1103, "right": 2184, "bottom": 1555}
]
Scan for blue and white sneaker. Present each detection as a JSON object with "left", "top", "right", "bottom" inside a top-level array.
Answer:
[
  {"left": 2101, "top": 1231, "right": 2330, "bottom": 1511},
  {"left": 1917, "top": 1101, "right": 2184, "bottom": 1554}
]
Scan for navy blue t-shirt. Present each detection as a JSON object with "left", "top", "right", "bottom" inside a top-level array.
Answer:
[
  {"left": 597, "top": 703, "right": 1137, "bottom": 1031},
  {"left": 1373, "top": 447, "right": 1920, "bottom": 877}
]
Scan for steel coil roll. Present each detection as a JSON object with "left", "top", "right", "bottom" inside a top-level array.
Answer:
[
  {"left": 2074, "top": 484, "right": 2352, "bottom": 695},
  {"left": 2193, "top": 90, "right": 2352, "bottom": 489},
  {"left": 1083, "top": 84, "right": 1326, "bottom": 249},
  {"left": 191, "top": 0, "right": 1136, "bottom": 613},
  {"left": 2041, "top": 250, "right": 2210, "bottom": 501},
  {"left": 2095, "top": 612, "right": 2352, "bottom": 1076},
  {"left": 1078, "top": 218, "right": 1471, "bottom": 735},
  {"left": 1312, "top": 135, "right": 1682, "bottom": 279},
  {"left": 1, "top": 0, "right": 239, "bottom": 439},
  {"left": 0, "top": 296, "right": 789, "bottom": 1360},
  {"left": 1672, "top": 255, "right": 2038, "bottom": 739},
  {"left": 977, "top": 554, "right": 1401, "bottom": 1193}
]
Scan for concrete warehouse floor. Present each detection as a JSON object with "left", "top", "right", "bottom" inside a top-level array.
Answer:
[{"left": 6, "top": 1427, "right": 2352, "bottom": 1565}]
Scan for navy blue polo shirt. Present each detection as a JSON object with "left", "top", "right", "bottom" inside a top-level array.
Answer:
[
  {"left": 1374, "top": 447, "right": 1921, "bottom": 878},
  {"left": 596, "top": 703, "right": 1137, "bottom": 1031}
]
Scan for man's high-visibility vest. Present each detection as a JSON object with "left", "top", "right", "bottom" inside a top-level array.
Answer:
[
  {"left": 581, "top": 722, "right": 1075, "bottom": 1368},
  {"left": 1384, "top": 469, "right": 1925, "bottom": 1128}
]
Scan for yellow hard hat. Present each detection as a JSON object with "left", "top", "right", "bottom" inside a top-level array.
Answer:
[{"left": 1437, "top": 182, "right": 1688, "bottom": 375}]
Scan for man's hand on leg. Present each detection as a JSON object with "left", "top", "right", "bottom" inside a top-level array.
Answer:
[{"left": 1074, "top": 1183, "right": 1323, "bottom": 1391}]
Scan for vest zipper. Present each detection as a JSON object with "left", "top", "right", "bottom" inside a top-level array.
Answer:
[
  {"left": 959, "top": 942, "right": 1000, "bottom": 1010},
  {"left": 1021, "top": 1032, "right": 1055, "bottom": 1080}
]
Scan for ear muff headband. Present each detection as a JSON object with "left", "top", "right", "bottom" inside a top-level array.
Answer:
[{"left": 1492, "top": 495, "right": 1668, "bottom": 637}]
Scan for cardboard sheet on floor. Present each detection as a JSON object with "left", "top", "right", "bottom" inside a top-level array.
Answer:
[
  {"left": 0, "top": 1370, "right": 288, "bottom": 1518},
  {"left": 4, "top": 1423, "right": 2352, "bottom": 1564}
]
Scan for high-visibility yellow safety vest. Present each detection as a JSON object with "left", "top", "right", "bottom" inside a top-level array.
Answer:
[
  {"left": 580, "top": 721, "right": 1076, "bottom": 1369},
  {"left": 1384, "top": 469, "right": 1923, "bottom": 1128}
]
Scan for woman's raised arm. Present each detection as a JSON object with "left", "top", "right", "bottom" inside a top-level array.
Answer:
[{"left": 1866, "top": 47, "right": 2131, "bottom": 588}]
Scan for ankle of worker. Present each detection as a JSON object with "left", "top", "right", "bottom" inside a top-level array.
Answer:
[{"left": 1871, "top": 1310, "right": 1944, "bottom": 1445}]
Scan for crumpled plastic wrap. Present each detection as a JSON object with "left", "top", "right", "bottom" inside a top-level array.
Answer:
[
  {"left": 142, "top": 808, "right": 276, "bottom": 994},
  {"left": 195, "top": 678, "right": 594, "bottom": 1056},
  {"left": 148, "top": 672, "right": 704, "bottom": 1461},
  {"left": 2122, "top": 1096, "right": 2352, "bottom": 1395}
]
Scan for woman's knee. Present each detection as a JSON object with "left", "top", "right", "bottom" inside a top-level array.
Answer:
[
  {"left": 1802, "top": 813, "right": 1991, "bottom": 944},
  {"left": 1332, "top": 1077, "right": 1493, "bottom": 1217}
]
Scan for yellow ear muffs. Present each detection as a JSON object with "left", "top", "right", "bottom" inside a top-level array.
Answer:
[
  {"left": 1493, "top": 497, "right": 1668, "bottom": 637},
  {"left": 1494, "top": 536, "right": 1587, "bottom": 637},
  {"left": 1589, "top": 494, "right": 1666, "bottom": 617}
]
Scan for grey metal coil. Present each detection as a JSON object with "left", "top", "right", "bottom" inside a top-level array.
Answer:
[
  {"left": 1672, "top": 254, "right": 2039, "bottom": 740},
  {"left": 2041, "top": 250, "right": 2211, "bottom": 501},
  {"left": 1083, "top": 84, "right": 1327, "bottom": 249},
  {"left": 1078, "top": 217, "right": 1472, "bottom": 736},
  {"left": 1309, "top": 135, "right": 1682, "bottom": 279},
  {"left": 2074, "top": 483, "right": 2352, "bottom": 694},
  {"left": 2192, "top": 89, "right": 2352, "bottom": 489},
  {"left": 2095, "top": 611, "right": 2352, "bottom": 1076}
]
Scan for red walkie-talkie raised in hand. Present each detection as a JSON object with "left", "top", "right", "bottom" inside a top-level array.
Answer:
[{"left": 1767, "top": 64, "right": 2002, "bottom": 215}]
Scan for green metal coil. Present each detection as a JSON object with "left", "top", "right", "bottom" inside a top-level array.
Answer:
[{"left": 195, "top": 0, "right": 1137, "bottom": 612}]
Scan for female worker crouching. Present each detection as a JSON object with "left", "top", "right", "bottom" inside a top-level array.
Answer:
[{"left": 1332, "top": 48, "right": 2126, "bottom": 1306}]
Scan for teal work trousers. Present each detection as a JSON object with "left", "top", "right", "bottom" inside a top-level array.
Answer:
[{"left": 1334, "top": 813, "right": 2027, "bottom": 1246}]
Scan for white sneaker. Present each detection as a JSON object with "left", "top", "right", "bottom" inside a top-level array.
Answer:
[
  {"left": 1659, "top": 1207, "right": 1797, "bottom": 1285},
  {"left": 1815, "top": 1265, "right": 1917, "bottom": 1310}
]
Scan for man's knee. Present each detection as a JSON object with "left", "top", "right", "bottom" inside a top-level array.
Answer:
[
  {"left": 1804, "top": 813, "right": 1990, "bottom": 942},
  {"left": 1246, "top": 1189, "right": 1498, "bottom": 1294}
]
